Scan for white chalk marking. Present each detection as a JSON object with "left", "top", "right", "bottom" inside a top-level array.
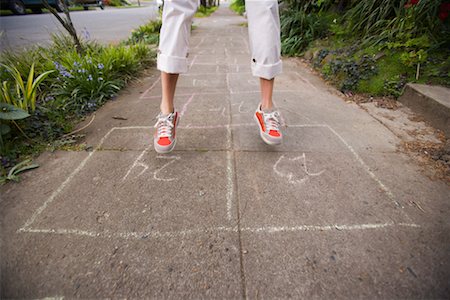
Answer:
[
  {"left": 243, "top": 222, "right": 421, "bottom": 233},
  {"left": 181, "top": 71, "right": 251, "bottom": 77},
  {"left": 273, "top": 154, "right": 325, "bottom": 185},
  {"left": 139, "top": 76, "right": 161, "bottom": 99},
  {"left": 226, "top": 151, "right": 234, "bottom": 221},
  {"left": 20, "top": 223, "right": 421, "bottom": 240},
  {"left": 188, "top": 55, "right": 198, "bottom": 69},
  {"left": 122, "top": 144, "right": 152, "bottom": 181},
  {"left": 226, "top": 73, "right": 233, "bottom": 94},
  {"left": 294, "top": 71, "right": 318, "bottom": 91},
  {"left": 18, "top": 127, "right": 116, "bottom": 231},
  {"left": 179, "top": 123, "right": 254, "bottom": 130},
  {"left": 153, "top": 155, "right": 180, "bottom": 182},
  {"left": 180, "top": 93, "right": 195, "bottom": 117},
  {"left": 139, "top": 90, "right": 300, "bottom": 100},
  {"left": 247, "top": 79, "right": 258, "bottom": 86},
  {"left": 233, "top": 101, "right": 249, "bottom": 113},
  {"left": 123, "top": 150, "right": 180, "bottom": 182},
  {"left": 194, "top": 37, "right": 205, "bottom": 49},
  {"left": 325, "top": 125, "right": 399, "bottom": 207}
]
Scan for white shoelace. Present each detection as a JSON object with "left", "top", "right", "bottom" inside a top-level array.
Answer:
[
  {"left": 263, "top": 111, "right": 281, "bottom": 132},
  {"left": 154, "top": 113, "right": 174, "bottom": 138}
]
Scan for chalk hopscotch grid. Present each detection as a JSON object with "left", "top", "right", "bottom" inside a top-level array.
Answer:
[
  {"left": 18, "top": 124, "right": 419, "bottom": 240},
  {"left": 18, "top": 30, "right": 418, "bottom": 239}
]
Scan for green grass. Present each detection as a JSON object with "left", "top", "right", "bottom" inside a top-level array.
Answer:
[{"left": 357, "top": 53, "right": 408, "bottom": 95}]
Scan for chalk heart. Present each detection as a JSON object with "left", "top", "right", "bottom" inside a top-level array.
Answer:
[{"left": 273, "top": 154, "right": 325, "bottom": 185}]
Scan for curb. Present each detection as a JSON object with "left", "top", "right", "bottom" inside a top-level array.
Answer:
[{"left": 399, "top": 83, "right": 450, "bottom": 137}]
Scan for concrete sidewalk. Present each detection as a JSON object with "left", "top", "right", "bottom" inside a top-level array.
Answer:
[{"left": 1, "top": 7, "right": 449, "bottom": 299}]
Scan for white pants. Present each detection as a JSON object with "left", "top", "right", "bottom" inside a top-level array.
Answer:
[{"left": 157, "top": 0, "right": 283, "bottom": 80}]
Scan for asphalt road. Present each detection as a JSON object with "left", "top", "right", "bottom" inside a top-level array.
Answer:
[{"left": 0, "top": 4, "right": 159, "bottom": 51}]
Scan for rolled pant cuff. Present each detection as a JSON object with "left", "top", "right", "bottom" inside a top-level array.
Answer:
[
  {"left": 157, "top": 52, "right": 188, "bottom": 74},
  {"left": 251, "top": 60, "right": 283, "bottom": 80}
]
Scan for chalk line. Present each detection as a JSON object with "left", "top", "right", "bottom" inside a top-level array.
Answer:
[
  {"left": 139, "top": 89, "right": 300, "bottom": 100},
  {"left": 18, "top": 127, "right": 116, "bottom": 231},
  {"left": 139, "top": 76, "right": 161, "bottom": 99},
  {"left": 20, "top": 223, "right": 421, "bottom": 240},
  {"left": 122, "top": 144, "right": 152, "bottom": 181},
  {"left": 226, "top": 151, "right": 234, "bottom": 221},
  {"left": 325, "top": 125, "right": 400, "bottom": 208},
  {"left": 153, "top": 155, "right": 180, "bottom": 182},
  {"left": 180, "top": 93, "right": 195, "bottom": 117},
  {"left": 188, "top": 55, "right": 198, "bottom": 69},
  {"left": 294, "top": 71, "right": 318, "bottom": 91}
]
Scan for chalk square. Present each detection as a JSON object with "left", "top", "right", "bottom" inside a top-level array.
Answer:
[
  {"left": 179, "top": 93, "right": 230, "bottom": 127},
  {"left": 235, "top": 151, "right": 408, "bottom": 228},
  {"left": 29, "top": 150, "right": 234, "bottom": 233}
]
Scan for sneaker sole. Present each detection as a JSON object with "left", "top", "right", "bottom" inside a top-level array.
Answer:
[{"left": 253, "top": 113, "right": 282, "bottom": 146}]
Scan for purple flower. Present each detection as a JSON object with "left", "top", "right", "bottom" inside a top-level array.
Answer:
[
  {"left": 87, "top": 74, "right": 93, "bottom": 81},
  {"left": 82, "top": 27, "right": 91, "bottom": 40},
  {"left": 97, "top": 63, "right": 104, "bottom": 70}
]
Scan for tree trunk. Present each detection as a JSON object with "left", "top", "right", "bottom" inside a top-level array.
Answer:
[{"left": 42, "top": 0, "right": 83, "bottom": 54}]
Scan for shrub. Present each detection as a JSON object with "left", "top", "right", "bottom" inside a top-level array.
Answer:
[
  {"left": 128, "top": 19, "right": 162, "bottom": 45},
  {"left": 281, "top": 9, "right": 330, "bottom": 55},
  {"left": 0, "top": 34, "right": 156, "bottom": 181},
  {"left": 230, "top": 0, "right": 245, "bottom": 15}
]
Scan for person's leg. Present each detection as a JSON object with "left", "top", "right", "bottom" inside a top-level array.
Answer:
[
  {"left": 154, "top": 0, "right": 198, "bottom": 153},
  {"left": 260, "top": 77, "right": 274, "bottom": 110},
  {"left": 160, "top": 72, "right": 179, "bottom": 114},
  {"left": 246, "top": 0, "right": 283, "bottom": 144}
]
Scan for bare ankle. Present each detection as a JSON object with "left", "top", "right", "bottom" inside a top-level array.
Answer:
[{"left": 160, "top": 105, "right": 174, "bottom": 115}]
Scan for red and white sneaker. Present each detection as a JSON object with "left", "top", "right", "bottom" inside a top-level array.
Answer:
[
  {"left": 154, "top": 111, "right": 179, "bottom": 153},
  {"left": 254, "top": 104, "right": 283, "bottom": 145}
]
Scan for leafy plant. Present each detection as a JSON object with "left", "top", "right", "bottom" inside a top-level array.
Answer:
[
  {"left": 127, "top": 19, "right": 162, "bottom": 45},
  {"left": 0, "top": 102, "right": 30, "bottom": 150},
  {"left": 0, "top": 63, "right": 54, "bottom": 113},
  {"left": 0, "top": 158, "right": 39, "bottom": 184},
  {"left": 281, "top": 9, "right": 330, "bottom": 55},
  {"left": 230, "top": 0, "right": 245, "bottom": 15}
]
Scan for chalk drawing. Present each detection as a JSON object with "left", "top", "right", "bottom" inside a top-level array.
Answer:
[
  {"left": 122, "top": 149, "right": 180, "bottom": 182},
  {"left": 247, "top": 79, "right": 258, "bottom": 86},
  {"left": 231, "top": 101, "right": 249, "bottom": 114},
  {"left": 273, "top": 154, "right": 325, "bottom": 185},
  {"left": 153, "top": 155, "right": 181, "bottom": 182},
  {"left": 122, "top": 145, "right": 152, "bottom": 181}
]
